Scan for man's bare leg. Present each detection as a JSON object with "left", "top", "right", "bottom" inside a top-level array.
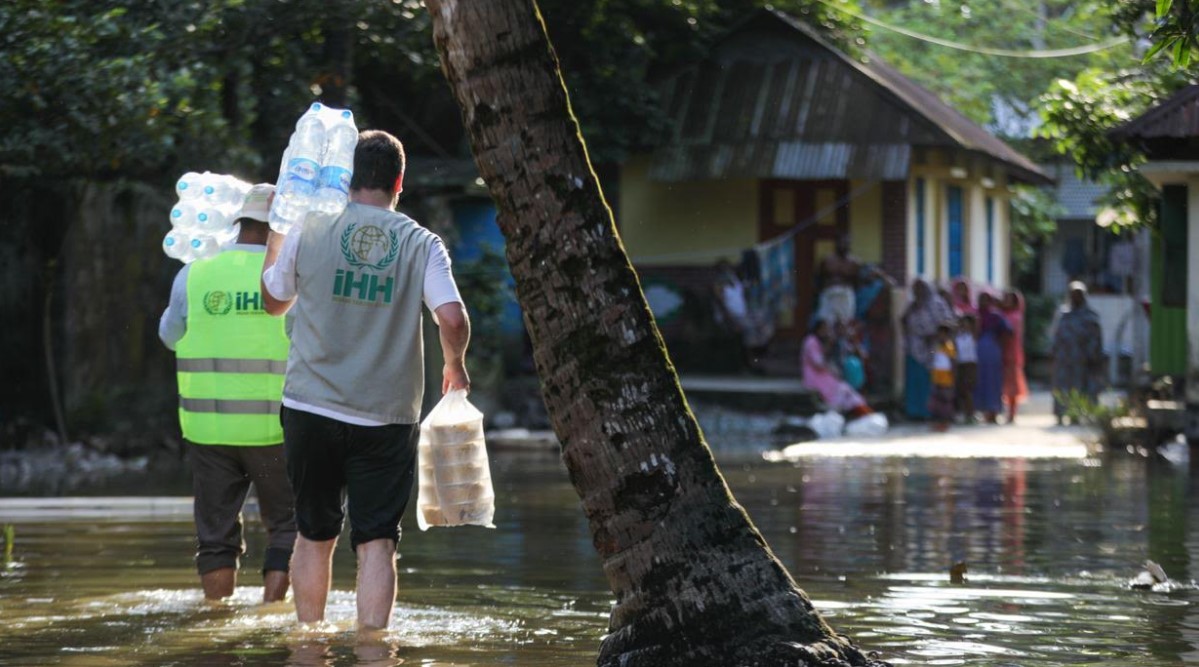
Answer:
[
  {"left": 355, "top": 539, "right": 397, "bottom": 630},
  {"left": 292, "top": 536, "right": 337, "bottom": 623},
  {"left": 201, "top": 567, "right": 236, "bottom": 600},
  {"left": 263, "top": 570, "right": 290, "bottom": 603}
]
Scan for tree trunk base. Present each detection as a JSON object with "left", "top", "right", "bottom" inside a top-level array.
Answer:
[{"left": 598, "top": 635, "right": 890, "bottom": 667}]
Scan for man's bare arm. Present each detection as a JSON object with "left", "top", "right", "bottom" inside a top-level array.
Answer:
[
  {"left": 434, "top": 302, "right": 471, "bottom": 394},
  {"left": 261, "top": 231, "right": 296, "bottom": 316}
]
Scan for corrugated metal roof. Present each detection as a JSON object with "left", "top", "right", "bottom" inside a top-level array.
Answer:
[
  {"left": 1043, "top": 162, "right": 1108, "bottom": 220},
  {"left": 1111, "top": 85, "right": 1199, "bottom": 139},
  {"left": 649, "top": 9, "right": 1049, "bottom": 184}
]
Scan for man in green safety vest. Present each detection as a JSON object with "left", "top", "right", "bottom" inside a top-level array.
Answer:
[{"left": 159, "top": 183, "right": 296, "bottom": 603}]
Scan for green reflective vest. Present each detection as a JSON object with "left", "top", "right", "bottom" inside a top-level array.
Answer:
[{"left": 175, "top": 249, "right": 289, "bottom": 445}]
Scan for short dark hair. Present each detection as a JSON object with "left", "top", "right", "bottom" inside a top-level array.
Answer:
[{"left": 350, "top": 130, "right": 406, "bottom": 192}]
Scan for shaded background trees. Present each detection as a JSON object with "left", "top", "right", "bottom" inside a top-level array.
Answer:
[
  {"left": 0, "top": 0, "right": 864, "bottom": 444},
  {"left": 0, "top": 0, "right": 1188, "bottom": 442}
]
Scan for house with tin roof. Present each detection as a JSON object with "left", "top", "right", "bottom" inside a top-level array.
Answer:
[
  {"left": 616, "top": 8, "right": 1050, "bottom": 382},
  {"left": 1109, "top": 83, "right": 1199, "bottom": 441}
]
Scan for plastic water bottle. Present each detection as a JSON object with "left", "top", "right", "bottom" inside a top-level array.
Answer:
[
  {"left": 201, "top": 176, "right": 243, "bottom": 209},
  {"left": 175, "top": 172, "right": 203, "bottom": 201},
  {"left": 165, "top": 171, "right": 253, "bottom": 263},
  {"left": 313, "top": 112, "right": 357, "bottom": 214},
  {"left": 195, "top": 206, "right": 230, "bottom": 233},
  {"left": 163, "top": 230, "right": 192, "bottom": 261},
  {"left": 274, "top": 105, "right": 326, "bottom": 223},
  {"left": 169, "top": 201, "right": 200, "bottom": 230},
  {"left": 189, "top": 235, "right": 221, "bottom": 262}
]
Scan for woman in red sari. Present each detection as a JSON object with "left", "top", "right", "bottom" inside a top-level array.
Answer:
[{"left": 1001, "top": 289, "right": 1029, "bottom": 423}]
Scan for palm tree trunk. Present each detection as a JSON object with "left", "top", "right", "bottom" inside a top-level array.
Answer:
[{"left": 426, "top": 2, "right": 885, "bottom": 665}]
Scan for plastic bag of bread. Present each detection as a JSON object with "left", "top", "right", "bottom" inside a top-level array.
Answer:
[{"left": 416, "top": 389, "right": 496, "bottom": 530}]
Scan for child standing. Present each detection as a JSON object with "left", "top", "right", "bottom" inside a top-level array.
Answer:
[
  {"left": 928, "top": 322, "right": 957, "bottom": 432},
  {"left": 954, "top": 314, "right": 979, "bottom": 424}
]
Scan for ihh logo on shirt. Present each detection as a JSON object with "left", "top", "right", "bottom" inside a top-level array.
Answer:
[
  {"left": 333, "top": 270, "right": 394, "bottom": 305},
  {"left": 202, "top": 290, "right": 266, "bottom": 315}
]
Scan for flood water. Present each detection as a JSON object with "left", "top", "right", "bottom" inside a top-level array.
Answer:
[{"left": 3, "top": 440, "right": 1199, "bottom": 666}]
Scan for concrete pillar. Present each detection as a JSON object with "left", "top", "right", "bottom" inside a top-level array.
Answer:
[{"left": 1187, "top": 178, "right": 1199, "bottom": 441}]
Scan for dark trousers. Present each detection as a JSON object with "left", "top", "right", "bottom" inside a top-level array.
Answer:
[{"left": 187, "top": 442, "right": 297, "bottom": 575}]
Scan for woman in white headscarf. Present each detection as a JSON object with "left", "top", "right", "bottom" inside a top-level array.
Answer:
[
  {"left": 1050, "top": 282, "right": 1104, "bottom": 424},
  {"left": 902, "top": 278, "right": 954, "bottom": 419}
]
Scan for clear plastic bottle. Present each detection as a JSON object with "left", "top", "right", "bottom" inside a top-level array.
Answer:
[
  {"left": 175, "top": 172, "right": 204, "bottom": 201},
  {"left": 313, "top": 112, "right": 358, "bottom": 215},
  {"left": 201, "top": 177, "right": 241, "bottom": 209},
  {"left": 189, "top": 235, "right": 221, "bottom": 262},
  {"left": 195, "top": 206, "right": 230, "bottom": 233},
  {"left": 169, "top": 201, "right": 200, "bottom": 230},
  {"left": 274, "top": 105, "right": 327, "bottom": 224},
  {"left": 163, "top": 230, "right": 192, "bottom": 261}
]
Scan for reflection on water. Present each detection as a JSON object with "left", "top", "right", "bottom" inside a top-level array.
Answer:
[{"left": 3, "top": 447, "right": 1199, "bottom": 665}]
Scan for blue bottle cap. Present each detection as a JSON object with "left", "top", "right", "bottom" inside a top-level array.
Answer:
[
  {"left": 204, "top": 185, "right": 214, "bottom": 195},
  {"left": 312, "top": 103, "right": 322, "bottom": 111},
  {"left": 191, "top": 239, "right": 202, "bottom": 248},
  {"left": 171, "top": 209, "right": 182, "bottom": 218},
  {"left": 198, "top": 213, "right": 208, "bottom": 222},
  {"left": 165, "top": 237, "right": 175, "bottom": 247},
  {"left": 341, "top": 110, "right": 351, "bottom": 119},
  {"left": 178, "top": 182, "right": 188, "bottom": 190}
]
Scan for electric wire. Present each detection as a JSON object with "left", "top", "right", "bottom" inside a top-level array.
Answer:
[{"left": 817, "top": 0, "right": 1130, "bottom": 58}]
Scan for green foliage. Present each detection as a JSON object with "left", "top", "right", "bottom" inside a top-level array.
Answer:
[
  {"left": 0, "top": 0, "right": 451, "bottom": 183},
  {"left": 1, "top": 2, "right": 227, "bottom": 178},
  {"left": 864, "top": 0, "right": 1134, "bottom": 133},
  {"left": 1057, "top": 388, "right": 1130, "bottom": 428},
  {"left": 1010, "top": 185, "right": 1064, "bottom": 277},
  {"left": 1145, "top": 0, "right": 1199, "bottom": 66},
  {"left": 1037, "top": 67, "right": 1190, "bottom": 229}
]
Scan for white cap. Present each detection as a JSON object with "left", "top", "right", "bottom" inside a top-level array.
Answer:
[{"left": 236, "top": 183, "right": 275, "bottom": 222}]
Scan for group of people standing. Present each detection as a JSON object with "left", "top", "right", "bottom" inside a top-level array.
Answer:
[{"left": 902, "top": 278, "right": 1027, "bottom": 430}]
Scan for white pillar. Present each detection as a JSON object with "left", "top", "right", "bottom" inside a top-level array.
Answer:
[
  {"left": 1187, "top": 177, "right": 1199, "bottom": 441},
  {"left": 967, "top": 184, "right": 987, "bottom": 284}
]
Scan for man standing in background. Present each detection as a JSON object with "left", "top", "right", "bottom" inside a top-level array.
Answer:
[{"left": 159, "top": 183, "right": 296, "bottom": 603}]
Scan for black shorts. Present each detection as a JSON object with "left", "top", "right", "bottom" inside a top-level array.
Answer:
[{"left": 281, "top": 406, "right": 419, "bottom": 550}]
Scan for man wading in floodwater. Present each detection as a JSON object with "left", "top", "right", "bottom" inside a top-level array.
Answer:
[
  {"left": 159, "top": 184, "right": 296, "bottom": 602},
  {"left": 260, "top": 130, "right": 471, "bottom": 629}
]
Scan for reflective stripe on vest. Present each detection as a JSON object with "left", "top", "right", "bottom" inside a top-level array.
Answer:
[
  {"left": 179, "top": 398, "right": 282, "bottom": 415},
  {"left": 176, "top": 358, "right": 288, "bottom": 374},
  {"left": 175, "top": 250, "right": 289, "bottom": 446}
]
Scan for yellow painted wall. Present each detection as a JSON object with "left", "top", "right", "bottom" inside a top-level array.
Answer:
[
  {"left": 618, "top": 156, "right": 759, "bottom": 266},
  {"left": 848, "top": 180, "right": 883, "bottom": 264}
]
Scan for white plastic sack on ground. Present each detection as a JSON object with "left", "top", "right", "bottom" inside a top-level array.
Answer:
[
  {"left": 808, "top": 411, "right": 846, "bottom": 439},
  {"left": 845, "top": 412, "right": 889, "bottom": 438},
  {"left": 416, "top": 389, "right": 496, "bottom": 530}
]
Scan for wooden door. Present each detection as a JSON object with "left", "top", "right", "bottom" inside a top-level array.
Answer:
[{"left": 759, "top": 179, "right": 849, "bottom": 334}]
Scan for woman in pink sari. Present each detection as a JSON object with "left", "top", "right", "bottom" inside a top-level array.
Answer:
[
  {"left": 1001, "top": 289, "right": 1029, "bottom": 423},
  {"left": 950, "top": 278, "right": 977, "bottom": 316},
  {"left": 802, "top": 320, "right": 871, "bottom": 417}
]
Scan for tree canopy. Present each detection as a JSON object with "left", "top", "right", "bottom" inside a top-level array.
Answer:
[{"left": 1, "top": 0, "right": 868, "bottom": 183}]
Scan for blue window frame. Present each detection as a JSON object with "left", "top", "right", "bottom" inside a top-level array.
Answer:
[
  {"left": 985, "top": 196, "right": 995, "bottom": 283},
  {"left": 947, "top": 185, "right": 963, "bottom": 277},
  {"left": 915, "top": 178, "right": 926, "bottom": 275}
]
